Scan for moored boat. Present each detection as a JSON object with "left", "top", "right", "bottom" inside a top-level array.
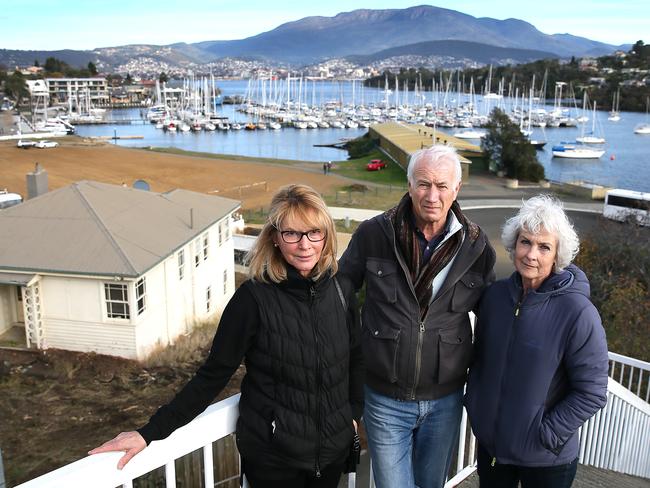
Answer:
[{"left": 552, "top": 144, "right": 604, "bottom": 159}]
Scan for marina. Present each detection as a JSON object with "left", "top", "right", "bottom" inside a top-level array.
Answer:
[{"left": 68, "top": 79, "right": 650, "bottom": 193}]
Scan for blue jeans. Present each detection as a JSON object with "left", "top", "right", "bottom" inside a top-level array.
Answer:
[{"left": 363, "top": 385, "right": 463, "bottom": 488}]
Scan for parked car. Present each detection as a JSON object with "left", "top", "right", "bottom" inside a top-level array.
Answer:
[
  {"left": 366, "top": 159, "right": 387, "bottom": 171},
  {"left": 16, "top": 140, "right": 37, "bottom": 149},
  {"left": 35, "top": 140, "right": 59, "bottom": 149}
]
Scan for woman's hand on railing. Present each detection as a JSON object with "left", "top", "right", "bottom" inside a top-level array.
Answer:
[{"left": 88, "top": 431, "right": 147, "bottom": 470}]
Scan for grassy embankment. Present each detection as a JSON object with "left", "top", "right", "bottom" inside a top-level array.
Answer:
[{"left": 141, "top": 146, "right": 317, "bottom": 166}]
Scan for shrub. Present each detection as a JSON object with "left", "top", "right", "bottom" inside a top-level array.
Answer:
[
  {"left": 482, "top": 108, "right": 545, "bottom": 182},
  {"left": 346, "top": 134, "right": 377, "bottom": 159},
  {"left": 575, "top": 218, "right": 650, "bottom": 361}
]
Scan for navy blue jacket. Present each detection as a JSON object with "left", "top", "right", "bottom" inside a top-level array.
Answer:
[{"left": 465, "top": 264, "right": 609, "bottom": 467}]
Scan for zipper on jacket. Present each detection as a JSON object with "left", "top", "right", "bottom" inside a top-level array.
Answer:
[
  {"left": 309, "top": 285, "right": 322, "bottom": 478},
  {"left": 410, "top": 320, "right": 426, "bottom": 399},
  {"left": 491, "top": 292, "right": 524, "bottom": 464},
  {"left": 390, "top": 235, "right": 428, "bottom": 401},
  {"left": 514, "top": 298, "right": 522, "bottom": 317}
]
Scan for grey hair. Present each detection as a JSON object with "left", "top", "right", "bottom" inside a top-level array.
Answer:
[
  {"left": 501, "top": 194, "right": 580, "bottom": 272},
  {"left": 407, "top": 144, "right": 462, "bottom": 185}
]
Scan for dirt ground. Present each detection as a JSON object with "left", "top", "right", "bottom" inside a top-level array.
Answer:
[
  {"left": 0, "top": 137, "right": 347, "bottom": 210},
  {"left": 0, "top": 343, "right": 245, "bottom": 486}
]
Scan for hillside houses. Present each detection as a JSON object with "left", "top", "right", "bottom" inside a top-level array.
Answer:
[{"left": 0, "top": 181, "right": 240, "bottom": 359}]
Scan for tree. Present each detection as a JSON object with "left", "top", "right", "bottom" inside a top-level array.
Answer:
[
  {"left": 481, "top": 108, "right": 545, "bottom": 182},
  {"left": 125, "top": 73, "right": 133, "bottom": 85},
  {"left": 5, "top": 70, "right": 29, "bottom": 106},
  {"left": 87, "top": 61, "right": 98, "bottom": 76},
  {"left": 159, "top": 72, "right": 169, "bottom": 84}
]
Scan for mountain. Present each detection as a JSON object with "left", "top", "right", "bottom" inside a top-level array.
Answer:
[
  {"left": 0, "top": 5, "right": 623, "bottom": 71},
  {"left": 346, "top": 40, "right": 558, "bottom": 66},
  {"left": 194, "top": 5, "right": 621, "bottom": 64},
  {"left": 0, "top": 49, "right": 101, "bottom": 69}
]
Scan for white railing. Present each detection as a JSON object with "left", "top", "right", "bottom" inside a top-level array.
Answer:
[
  {"left": 15, "top": 358, "right": 650, "bottom": 487},
  {"left": 16, "top": 394, "right": 242, "bottom": 488},
  {"left": 578, "top": 377, "right": 650, "bottom": 478},
  {"left": 608, "top": 351, "right": 650, "bottom": 402}
]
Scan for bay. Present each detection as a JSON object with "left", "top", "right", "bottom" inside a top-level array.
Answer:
[{"left": 74, "top": 79, "right": 650, "bottom": 193}]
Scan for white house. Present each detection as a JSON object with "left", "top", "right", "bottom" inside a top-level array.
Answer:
[{"left": 0, "top": 181, "right": 240, "bottom": 359}]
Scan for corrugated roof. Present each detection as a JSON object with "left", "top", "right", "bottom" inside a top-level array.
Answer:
[
  {"left": 0, "top": 181, "right": 240, "bottom": 277},
  {"left": 370, "top": 121, "right": 483, "bottom": 161}
]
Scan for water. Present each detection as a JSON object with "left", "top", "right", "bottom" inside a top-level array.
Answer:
[
  {"left": 531, "top": 110, "right": 650, "bottom": 192},
  {"left": 74, "top": 79, "right": 650, "bottom": 192}
]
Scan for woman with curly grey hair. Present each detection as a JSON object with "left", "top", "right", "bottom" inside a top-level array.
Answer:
[{"left": 465, "top": 194, "right": 609, "bottom": 488}]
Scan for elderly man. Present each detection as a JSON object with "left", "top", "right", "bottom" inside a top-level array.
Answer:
[{"left": 339, "top": 145, "right": 495, "bottom": 488}]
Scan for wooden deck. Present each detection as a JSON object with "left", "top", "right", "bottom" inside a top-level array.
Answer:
[{"left": 457, "top": 464, "right": 650, "bottom": 487}]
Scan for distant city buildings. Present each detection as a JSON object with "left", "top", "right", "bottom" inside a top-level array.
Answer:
[{"left": 46, "top": 77, "right": 109, "bottom": 105}]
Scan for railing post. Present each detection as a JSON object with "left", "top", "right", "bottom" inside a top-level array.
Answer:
[
  {"left": 456, "top": 409, "right": 468, "bottom": 473},
  {"left": 0, "top": 447, "right": 6, "bottom": 488},
  {"left": 347, "top": 472, "right": 356, "bottom": 488},
  {"left": 203, "top": 444, "right": 214, "bottom": 488},
  {"left": 165, "top": 461, "right": 176, "bottom": 488}
]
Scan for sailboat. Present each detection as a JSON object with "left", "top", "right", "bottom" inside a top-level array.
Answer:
[
  {"left": 553, "top": 94, "right": 605, "bottom": 158},
  {"left": 576, "top": 100, "right": 606, "bottom": 144},
  {"left": 608, "top": 89, "right": 621, "bottom": 122},
  {"left": 634, "top": 97, "right": 650, "bottom": 135},
  {"left": 552, "top": 143, "right": 605, "bottom": 159}
]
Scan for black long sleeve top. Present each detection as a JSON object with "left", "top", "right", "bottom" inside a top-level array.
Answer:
[{"left": 137, "top": 275, "right": 363, "bottom": 445}]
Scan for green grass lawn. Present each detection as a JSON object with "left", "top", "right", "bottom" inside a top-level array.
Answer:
[{"left": 331, "top": 150, "right": 408, "bottom": 186}]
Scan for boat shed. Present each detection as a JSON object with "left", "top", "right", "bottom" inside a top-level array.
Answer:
[{"left": 368, "top": 121, "right": 483, "bottom": 181}]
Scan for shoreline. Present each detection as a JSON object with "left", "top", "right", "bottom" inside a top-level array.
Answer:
[{"left": 0, "top": 137, "right": 349, "bottom": 210}]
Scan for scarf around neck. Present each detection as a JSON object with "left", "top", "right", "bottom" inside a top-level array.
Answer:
[{"left": 387, "top": 193, "right": 466, "bottom": 318}]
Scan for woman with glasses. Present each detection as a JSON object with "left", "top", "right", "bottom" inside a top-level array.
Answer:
[{"left": 90, "top": 184, "right": 363, "bottom": 488}]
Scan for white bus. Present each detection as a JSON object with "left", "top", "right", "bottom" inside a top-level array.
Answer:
[
  {"left": 0, "top": 190, "right": 23, "bottom": 210},
  {"left": 603, "top": 189, "right": 650, "bottom": 226}
]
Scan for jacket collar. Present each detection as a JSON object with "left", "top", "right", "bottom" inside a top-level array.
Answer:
[
  {"left": 506, "top": 264, "right": 587, "bottom": 307},
  {"left": 277, "top": 266, "right": 331, "bottom": 301}
]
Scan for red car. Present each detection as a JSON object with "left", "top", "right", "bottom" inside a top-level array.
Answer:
[{"left": 366, "top": 159, "right": 387, "bottom": 171}]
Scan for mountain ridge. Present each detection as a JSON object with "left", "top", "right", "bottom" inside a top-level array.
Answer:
[{"left": 0, "top": 5, "right": 626, "bottom": 71}]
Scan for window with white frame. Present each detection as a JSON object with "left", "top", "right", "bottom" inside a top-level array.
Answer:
[
  {"left": 202, "top": 233, "right": 209, "bottom": 261},
  {"left": 206, "top": 285, "right": 212, "bottom": 312},
  {"left": 105, "top": 283, "right": 130, "bottom": 319},
  {"left": 136, "top": 277, "right": 146, "bottom": 315},
  {"left": 226, "top": 218, "right": 231, "bottom": 240},
  {"left": 223, "top": 269, "right": 228, "bottom": 295},
  {"left": 218, "top": 222, "right": 223, "bottom": 245},
  {"left": 194, "top": 237, "right": 201, "bottom": 267},
  {"left": 178, "top": 249, "right": 185, "bottom": 280}
]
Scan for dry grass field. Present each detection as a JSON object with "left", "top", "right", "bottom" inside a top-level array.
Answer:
[{"left": 0, "top": 137, "right": 349, "bottom": 210}]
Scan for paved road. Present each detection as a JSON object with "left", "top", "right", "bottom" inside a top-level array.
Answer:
[{"left": 330, "top": 202, "right": 604, "bottom": 280}]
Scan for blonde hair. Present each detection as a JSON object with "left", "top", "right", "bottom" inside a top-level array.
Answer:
[{"left": 247, "top": 184, "right": 338, "bottom": 283}]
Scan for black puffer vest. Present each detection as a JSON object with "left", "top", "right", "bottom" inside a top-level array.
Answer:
[{"left": 235, "top": 269, "right": 355, "bottom": 475}]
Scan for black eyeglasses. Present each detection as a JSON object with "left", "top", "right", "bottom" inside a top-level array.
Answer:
[{"left": 276, "top": 228, "right": 326, "bottom": 243}]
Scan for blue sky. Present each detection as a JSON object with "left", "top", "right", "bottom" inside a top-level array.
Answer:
[{"left": 1, "top": 0, "right": 647, "bottom": 50}]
